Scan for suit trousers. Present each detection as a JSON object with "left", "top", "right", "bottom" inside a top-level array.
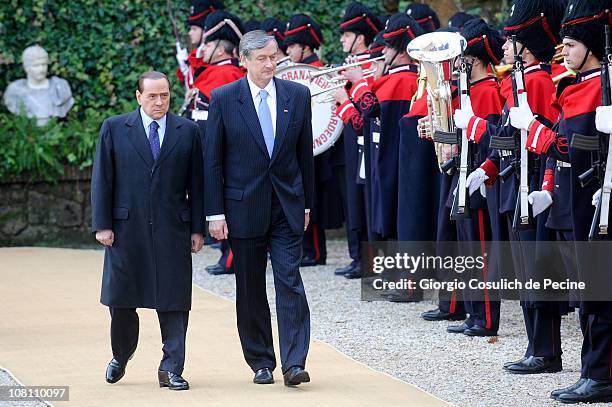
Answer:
[
  {"left": 229, "top": 192, "right": 311, "bottom": 374},
  {"left": 109, "top": 307, "right": 189, "bottom": 375}
]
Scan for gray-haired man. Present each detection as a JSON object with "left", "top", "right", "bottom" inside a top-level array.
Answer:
[{"left": 204, "top": 30, "right": 314, "bottom": 386}]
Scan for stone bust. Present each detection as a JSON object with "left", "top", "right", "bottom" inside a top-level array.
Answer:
[{"left": 3, "top": 45, "right": 74, "bottom": 126}]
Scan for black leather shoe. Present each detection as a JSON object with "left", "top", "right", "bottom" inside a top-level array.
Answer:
[
  {"left": 335, "top": 263, "right": 356, "bottom": 276},
  {"left": 446, "top": 322, "right": 471, "bottom": 334},
  {"left": 105, "top": 358, "right": 126, "bottom": 384},
  {"left": 344, "top": 264, "right": 362, "bottom": 279},
  {"left": 253, "top": 368, "right": 274, "bottom": 384},
  {"left": 557, "top": 378, "right": 612, "bottom": 403},
  {"left": 503, "top": 355, "right": 562, "bottom": 374},
  {"left": 421, "top": 308, "right": 466, "bottom": 321},
  {"left": 300, "top": 256, "right": 318, "bottom": 267},
  {"left": 503, "top": 356, "right": 527, "bottom": 368},
  {"left": 158, "top": 370, "right": 189, "bottom": 390},
  {"left": 283, "top": 366, "right": 310, "bottom": 386},
  {"left": 551, "top": 378, "right": 587, "bottom": 400},
  {"left": 463, "top": 324, "right": 498, "bottom": 337},
  {"left": 206, "top": 264, "right": 233, "bottom": 275}
]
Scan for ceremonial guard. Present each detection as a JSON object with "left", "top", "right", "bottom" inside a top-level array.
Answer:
[
  {"left": 405, "top": 3, "right": 440, "bottom": 33},
  {"left": 455, "top": 0, "right": 566, "bottom": 368},
  {"left": 333, "top": 2, "right": 382, "bottom": 278},
  {"left": 339, "top": 13, "right": 422, "bottom": 241},
  {"left": 175, "top": 0, "right": 224, "bottom": 90},
  {"left": 283, "top": 14, "right": 339, "bottom": 266},
  {"left": 509, "top": 0, "right": 612, "bottom": 401}
]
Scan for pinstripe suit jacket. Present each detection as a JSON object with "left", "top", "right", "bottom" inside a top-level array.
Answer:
[{"left": 204, "top": 76, "right": 314, "bottom": 238}]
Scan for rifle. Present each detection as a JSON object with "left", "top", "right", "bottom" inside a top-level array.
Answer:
[
  {"left": 167, "top": 0, "right": 192, "bottom": 90},
  {"left": 489, "top": 35, "right": 534, "bottom": 232},
  {"left": 449, "top": 38, "right": 473, "bottom": 220},
  {"left": 572, "top": 25, "right": 612, "bottom": 240}
]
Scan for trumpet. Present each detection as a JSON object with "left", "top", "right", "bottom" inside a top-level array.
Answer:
[
  {"left": 308, "top": 55, "right": 385, "bottom": 79},
  {"left": 310, "top": 71, "right": 376, "bottom": 103},
  {"left": 495, "top": 44, "right": 566, "bottom": 79}
]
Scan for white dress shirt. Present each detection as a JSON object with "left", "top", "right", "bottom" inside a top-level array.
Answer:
[
  {"left": 140, "top": 108, "right": 167, "bottom": 147},
  {"left": 247, "top": 74, "right": 277, "bottom": 137},
  {"left": 206, "top": 75, "right": 309, "bottom": 222}
]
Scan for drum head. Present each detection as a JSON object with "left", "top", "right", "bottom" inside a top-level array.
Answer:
[{"left": 275, "top": 64, "right": 344, "bottom": 156}]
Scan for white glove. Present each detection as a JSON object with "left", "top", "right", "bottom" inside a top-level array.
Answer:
[
  {"left": 453, "top": 96, "right": 474, "bottom": 130},
  {"left": 466, "top": 168, "right": 489, "bottom": 196},
  {"left": 595, "top": 106, "right": 612, "bottom": 134},
  {"left": 527, "top": 190, "right": 553, "bottom": 217},
  {"left": 176, "top": 43, "right": 189, "bottom": 75},
  {"left": 509, "top": 92, "right": 535, "bottom": 131},
  {"left": 593, "top": 188, "right": 602, "bottom": 207}
]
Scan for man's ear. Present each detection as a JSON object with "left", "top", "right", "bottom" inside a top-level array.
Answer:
[{"left": 136, "top": 90, "right": 142, "bottom": 105}]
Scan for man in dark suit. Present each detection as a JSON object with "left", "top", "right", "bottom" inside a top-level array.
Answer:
[
  {"left": 91, "top": 71, "right": 204, "bottom": 390},
  {"left": 205, "top": 30, "right": 314, "bottom": 386}
]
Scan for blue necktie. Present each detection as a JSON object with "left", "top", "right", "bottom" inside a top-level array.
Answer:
[
  {"left": 148, "top": 121, "right": 161, "bottom": 160},
  {"left": 258, "top": 90, "right": 274, "bottom": 157}
]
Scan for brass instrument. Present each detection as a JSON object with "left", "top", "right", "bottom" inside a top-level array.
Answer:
[
  {"left": 310, "top": 69, "right": 377, "bottom": 103},
  {"left": 407, "top": 31, "right": 466, "bottom": 170},
  {"left": 308, "top": 56, "right": 385, "bottom": 79}
]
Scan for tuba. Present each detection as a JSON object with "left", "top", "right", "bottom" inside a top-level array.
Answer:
[{"left": 407, "top": 32, "right": 466, "bottom": 170}]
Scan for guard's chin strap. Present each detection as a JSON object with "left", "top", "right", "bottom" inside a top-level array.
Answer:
[
  {"left": 348, "top": 35, "right": 358, "bottom": 55},
  {"left": 387, "top": 48, "right": 399, "bottom": 70},
  {"left": 207, "top": 40, "right": 220, "bottom": 64},
  {"left": 300, "top": 45, "right": 305, "bottom": 63},
  {"left": 577, "top": 47, "right": 591, "bottom": 72}
]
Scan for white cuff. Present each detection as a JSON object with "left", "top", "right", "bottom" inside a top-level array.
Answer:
[
  {"left": 305, "top": 209, "right": 310, "bottom": 214},
  {"left": 206, "top": 214, "right": 226, "bottom": 221}
]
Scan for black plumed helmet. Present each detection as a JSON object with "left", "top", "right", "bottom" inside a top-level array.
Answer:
[
  {"left": 203, "top": 10, "right": 243, "bottom": 45},
  {"left": 382, "top": 12, "right": 425, "bottom": 52},
  {"left": 462, "top": 18, "right": 505, "bottom": 65},
  {"left": 560, "top": 0, "right": 612, "bottom": 61},
  {"left": 448, "top": 12, "right": 479, "bottom": 30},
  {"left": 340, "top": 2, "right": 383, "bottom": 44},
  {"left": 261, "top": 18, "right": 287, "bottom": 52},
  {"left": 188, "top": 0, "right": 224, "bottom": 29},
  {"left": 503, "top": 0, "right": 565, "bottom": 62},
  {"left": 284, "top": 14, "right": 324, "bottom": 50},
  {"left": 369, "top": 31, "right": 386, "bottom": 58},
  {"left": 242, "top": 20, "right": 261, "bottom": 33},
  {"left": 405, "top": 3, "right": 440, "bottom": 33}
]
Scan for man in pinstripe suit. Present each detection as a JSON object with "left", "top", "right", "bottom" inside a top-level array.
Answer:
[{"left": 204, "top": 30, "right": 314, "bottom": 387}]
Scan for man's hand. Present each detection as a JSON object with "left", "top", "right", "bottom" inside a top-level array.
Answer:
[
  {"left": 304, "top": 212, "right": 310, "bottom": 231},
  {"left": 417, "top": 116, "right": 432, "bottom": 140},
  {"left": 341, "top": 66, "right": 364, "bottom": 84},
  {"left": 466, "top": 168, "right": 489, "bottom": 196},
  {"left": 453, "top": 96, "right": 475, "bottom": 130},
  {"left": 96, "top": 229, "right": 114, "bottom": 246},
  {"left": 209, "top": 219, "right": 228, "bottom": 240},
  {"left": 595, "top": 106, "right": 612, "bottom": 134},
  {"left": 527, "top": 190, "right": 553, "bottom": 217},
  {"left": 191, "top": 233, "right": 204, "bottom": 253},
  {"left": 332, "top": 88, "right": 348, "bottom": 104},
  {"left": 509, "top": 93, "right": 535, "bottom": 131}
]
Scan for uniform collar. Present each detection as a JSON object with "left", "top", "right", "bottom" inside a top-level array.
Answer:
[
  {"left": 386, "top": 64, "right": 418, "bottom": 75},
  {"left": 301, "top": 54, "right": 320, "bottom": 65},
  {"left": 576, "top": 68, "right": 601, "bottom": 83}
]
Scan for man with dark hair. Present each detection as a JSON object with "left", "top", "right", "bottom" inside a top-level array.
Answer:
[{"left": 91, "top": 71, "right": 204, "bottom": 390}]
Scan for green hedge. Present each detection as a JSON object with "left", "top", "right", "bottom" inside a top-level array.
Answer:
[{"left": 0, "top": 0, "right": 383, "bottom": 179}]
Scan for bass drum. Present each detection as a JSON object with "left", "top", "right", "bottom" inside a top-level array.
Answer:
[{"left": 275, "top": 63, "right": 343, "bottom": 156}]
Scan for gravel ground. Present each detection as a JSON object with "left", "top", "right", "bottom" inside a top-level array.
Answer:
[
  {"left": 0, "top": 368, "right": 49, "bottom": 407},
  {"left": 193, "top": 239, "right": 607, "bottom": 407}
]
